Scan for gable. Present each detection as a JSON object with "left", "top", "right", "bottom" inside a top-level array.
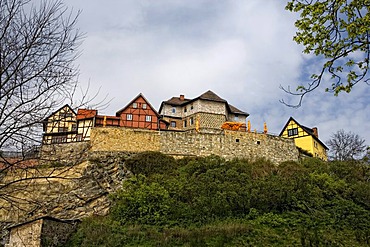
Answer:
[
  {"left": 116, "top": 93, "right": 160, "bottom": 117},
  {"left": 279, "top": 117, "right": 328, "bottom": 150}
]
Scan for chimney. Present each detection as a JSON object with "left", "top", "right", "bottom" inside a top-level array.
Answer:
[
  {"left": 312, "top": 127, "right": 318, "bottom": 138},
  {"left": 179, "top": 94, "right": 185, "bottom": 101}
]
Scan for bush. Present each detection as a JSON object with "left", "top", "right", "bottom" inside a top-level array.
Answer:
[{"left": 124, "top": 151, "right": 177, "bottom": 176}]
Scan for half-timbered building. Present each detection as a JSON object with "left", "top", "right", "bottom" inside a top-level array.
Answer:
[
  {"left": 42, "top": 105, "right": 77, "bottom": 144},
  {"left": 279, "top": 117, "right": 328, "bottom": 160},
  {"left": 116, "top": 93, "right": 168, "bottom": 130}
]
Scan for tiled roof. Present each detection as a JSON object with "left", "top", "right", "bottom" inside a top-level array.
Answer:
[
  {"left": 229, "top": 104, "right": 248, "bottom": 115},
  {"left": 160, "top": 90, "right": 249, "bottom": 116},
  {"left": 197, "top": 90, "right": 227, "bottom": 103},
  {"left": 76, "top": 109, "right": 98, "bottom": 120},
  {"left": 162, "top": 96, "right": 190, "bottom": 106}
]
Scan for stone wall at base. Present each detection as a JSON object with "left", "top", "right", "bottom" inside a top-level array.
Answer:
[
  {"left": 89, "top": 127, "right": 299, "bottom": 164},
  {"left": 0, "top": 152, "right": 131, "bottom": 232}
]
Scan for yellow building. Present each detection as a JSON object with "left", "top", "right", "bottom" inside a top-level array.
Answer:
[{"left": 279, "top": 117, "right": 328, "bottom": 161}]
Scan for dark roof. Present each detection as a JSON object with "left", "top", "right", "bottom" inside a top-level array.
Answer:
[
  {"left": 279, "top": 117, "right": 329, "bottom": 150},
  {"left": 162, "top": 96, "right": 190, "bottom": 106},
  {"left": 197, "top": 90, "right": 227, "bottom": 103},
  {"left": 229, "top": 104, "right": 248, "bottom": 115},
  {"left": 159, "top": 90, "right": 249, "bottom": 116},
  {"left": 116, "top": 93, "right": 160, "bottom": 117}
]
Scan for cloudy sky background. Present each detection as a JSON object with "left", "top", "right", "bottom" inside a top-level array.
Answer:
[{"left": 63, "top": 0, "right": 370, "bottom": 148}]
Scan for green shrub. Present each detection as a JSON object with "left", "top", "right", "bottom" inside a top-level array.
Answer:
[{"left": 124, "top": 151, "right": 177, "bottom": 176}]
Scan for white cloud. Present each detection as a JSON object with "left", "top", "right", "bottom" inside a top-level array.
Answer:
[{"left": 63, "top": 0, "right": 370, "bottom": 146}]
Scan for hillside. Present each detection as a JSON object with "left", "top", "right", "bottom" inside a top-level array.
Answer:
[{"left": 65, "top": 152, "right": 370, "bottom": 246}]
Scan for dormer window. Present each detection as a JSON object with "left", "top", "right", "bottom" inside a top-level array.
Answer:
[{"left": 288, "top": 128, "right": 298, "bottom": 136}]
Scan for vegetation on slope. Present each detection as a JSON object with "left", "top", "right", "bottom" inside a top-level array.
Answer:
[{"left": 66, "top": 152, "right": 370, "bottom": 246}]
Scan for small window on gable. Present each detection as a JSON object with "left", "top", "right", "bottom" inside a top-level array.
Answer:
[
  {"left": 142, "top": 103, "right": 147, "bottom": 109},
  {"left": 234, "top": 114, "right": 239, "bottom": 121},
  {"left": 288, "top": 128, "right": 298, "bottom": 137},
  {"left": 145, "top": 115, "right": 152, "bottom": 122},
  {"left": 171, "top": 121, "right": 176, "bottom": 127},
  {"left": 172, "top": 107, "right": 176, "bottom": 113},
  {"left": 184, "top": 107, "right": 187, "bottom": 113},
  {"left": 190, "top": 105, "right": 194, "bottom": 110},
  {"left": 133, "top": 103, "right": 138, "bottom": 108},
  {"left": 127, "top": 114, "right": 133, "bottom": 120}
]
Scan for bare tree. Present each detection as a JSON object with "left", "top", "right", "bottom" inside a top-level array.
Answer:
[
  {"left": 0, "top": 0, "right": 97, "bottom": 231},
  {"left": 327, "top": 130, "right": 367, "bottom": 161},
  {"left": 0, "top": 0, "right": 83, "bottom": 153}
]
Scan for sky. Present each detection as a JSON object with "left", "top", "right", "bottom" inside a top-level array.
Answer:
[{"left": 63, "top": 0, "right": 370, "bottom": 148}]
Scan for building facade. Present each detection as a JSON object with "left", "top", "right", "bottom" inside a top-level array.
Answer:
[
  {"left": 42, "top": 105, "right": 77, "bottom": 144},
  {"left": 116, "top": 93, "right": 168, "bottom": 130},
  {"left": 279, "top": 117, "right": 328, "bottom": 160},
  {"left": 159, "top": 90, "right": 249, "bottom": 132},
  {"left": 42, "top": 94, "right": 168, "bottom": 144}
]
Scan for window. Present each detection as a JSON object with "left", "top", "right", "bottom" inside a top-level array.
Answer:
[
  {"left": 145, "top": 115, "right": 152, "bottom": 122},
  {"left": 190, "top": 105, "right": 194, "bottom": 110},
  {"left": 190, "top": 117, "right": 194, "bottom": 125},
  {"left": 142, "top": 103, "right": 147, "bottom": 109},
  {"left": 126, "top": 114, "right": 133, "bottom": 120},
  {"left": 171, "top": 121, "right": 176, "bottom": 127},
  {"left": 58, "top": 127, "right": 68, "bottom": 132},
  {"left": 76, "top": 134, "right": 83, "bottom": 142},
  {"left": 234, "top": 114, "right": 239, "bottom": 121},
  {"left": 184, "top": 107, "right": 187, "bottom": 113},
  {"left": 133, "top": 103, "right": 138, "bottom": 108},
  {"left": 183, "top": 120, "right": 187, "bottom": 128},
  {"left": 172, "top": 107, "right": 176, "bottom": 113},
  {"left": 71, "top": 124, "right": 77, "bottom": 131},
  {"left": 51, "top": 135, "right": 67, "bottom": 144},
  {"left": 288, "top": 128, "right": 298, "bottom": 136}
]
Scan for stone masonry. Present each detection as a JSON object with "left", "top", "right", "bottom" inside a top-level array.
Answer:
[{"left": 91, "top": 127, "right": 299, "bottom": 164}]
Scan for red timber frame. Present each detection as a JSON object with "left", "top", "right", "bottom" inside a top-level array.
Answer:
[{"left": 116, "top": 94, "right": 168, "bottom": 130}]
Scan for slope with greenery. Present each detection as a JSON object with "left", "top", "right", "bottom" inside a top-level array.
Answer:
[{"left": 66, "top": 152, "right": 370, "bottom": 246}]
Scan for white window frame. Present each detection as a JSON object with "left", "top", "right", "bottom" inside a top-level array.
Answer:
[
  {"left": 127, "top": 114, "right": 133, "bottom": 120},
  {"left": 145, "top": 115, "right": 152, "bottom": 122}
]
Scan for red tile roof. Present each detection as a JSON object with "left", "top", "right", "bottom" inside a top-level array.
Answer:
[{"left": 76, "top": 109, "right": 98, "bottom": 120}]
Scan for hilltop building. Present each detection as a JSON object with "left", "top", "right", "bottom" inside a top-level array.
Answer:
[
  {"left": 115, "top": 93, "right": 169, "bottom": 130},
  {"left": 279, "top": 117, "right": 328, "bottom": 160},
  {"left": 159, "top": 90, "right": 249, "bottom": 132},
  {"left": 42, "top": 93, "right": 168, "bottom": 144},
  {"left": 42, "top": 105, "right": 77, "bottom": 144}
]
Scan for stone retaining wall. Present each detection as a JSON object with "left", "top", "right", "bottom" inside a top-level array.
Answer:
[{"left": 89, "top": 127, "right": 299, "bottom": 163}]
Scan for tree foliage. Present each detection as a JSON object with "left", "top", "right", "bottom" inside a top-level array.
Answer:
[
  {"left": 283, "top": 0, "right": 370, "bottom": 106},
  {"left": 327, "top": 129, "right": 367, "bottom": 160},
  {"left": 67, "top": 155, "right": 370, "bottom": 246}
]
